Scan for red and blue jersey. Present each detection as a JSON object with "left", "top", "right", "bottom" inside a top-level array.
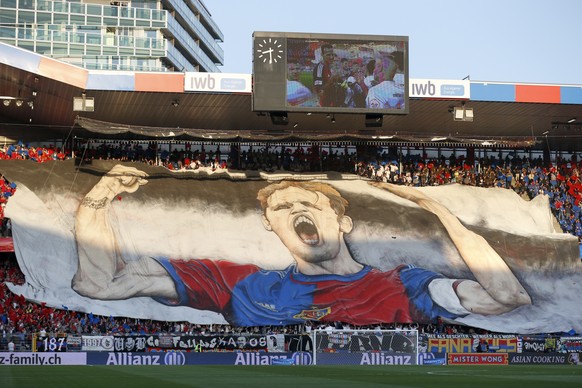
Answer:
[{"left": 155, "top": 258, "right": 458, "bottom": 326}]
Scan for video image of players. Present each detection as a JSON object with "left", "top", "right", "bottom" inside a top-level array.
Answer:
[{"left": 286, "top": 38, "right": 406, "bottom": 111}]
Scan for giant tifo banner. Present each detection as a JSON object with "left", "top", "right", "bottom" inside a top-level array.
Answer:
[{"left": 1, "top": 160, "right": 581, "bottom": 334}]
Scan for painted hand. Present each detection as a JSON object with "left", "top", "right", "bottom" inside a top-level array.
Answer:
[{"left": 102, "top": 164, "right": 149, "bottom": 195}]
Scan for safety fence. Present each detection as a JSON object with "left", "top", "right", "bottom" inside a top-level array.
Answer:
[{"left": 1, "top": 332, "right": 581, "bottom": 366}]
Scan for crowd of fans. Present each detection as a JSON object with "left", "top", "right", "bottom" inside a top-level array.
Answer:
[
  {"left": 0, "top": 174, "right": 15, "bottom": 223},
  {"left": 0, "top": 254, "right": 475, "bottom": 350},
  {"left": 23, "top": 139, "right": 582, "bottom": 243},
  {"left": 356, "top": 152, "right": 582, "bottom": 243},
  {"left": 0, "top": 142, "right": 68, "bottom": 162},
  {"left": 1, "top": 140, "right": 582, "bottom": 348},
  {"left": 74, "top": 141, "right": 355, "bottom": 173}
]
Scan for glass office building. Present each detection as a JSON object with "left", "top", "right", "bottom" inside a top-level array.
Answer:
[{"left": 0, "top": 0, "right": 224, "bottom": 72}]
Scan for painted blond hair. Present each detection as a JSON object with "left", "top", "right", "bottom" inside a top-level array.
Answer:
[{"left": 257, "top": 180, "right": 348, "bottom": 219}]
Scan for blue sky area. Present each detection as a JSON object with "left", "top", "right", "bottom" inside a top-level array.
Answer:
[{"left": 209, "top": 0, "right": 581, "bottom": 85}]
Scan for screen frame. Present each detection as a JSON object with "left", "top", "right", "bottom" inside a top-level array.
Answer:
[{"left": 252, "top": 31, "right": 410, "bottom": 115}]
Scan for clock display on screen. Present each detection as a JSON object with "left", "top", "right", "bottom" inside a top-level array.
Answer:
[{"left": 256, "top": 38, "right": 283, "bottom": 65}]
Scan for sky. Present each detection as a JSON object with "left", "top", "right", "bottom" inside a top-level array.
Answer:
[{"left": 208, "top": 0, "right": 582, "bottom": 85}]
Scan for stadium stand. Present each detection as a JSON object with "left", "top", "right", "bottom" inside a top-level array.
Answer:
[{"left": 0, "top": 141, "right": 581, "bottom": 352}]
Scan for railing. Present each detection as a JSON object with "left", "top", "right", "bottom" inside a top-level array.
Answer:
[
  {"left": 5, "top": 27, "right": 164, "bottom": 51},
  {"left": 166, "top": 15, "right": 218, "bottom": 72},
  {"left": 189, "top": 0, "right": 223, "bottom": 41},
  {"left": 164, "top": 0, "right": 223, "bottom": 63},
  {"left": 0, "top": 0, "right": 167, "bottom": 24}
]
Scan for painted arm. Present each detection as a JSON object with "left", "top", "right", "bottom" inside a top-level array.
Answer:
[
  {"left": 72, "top": 164, "right": 177, "bottom": 300},
  {"left": 370, "top": 182, "right": 531, "bottom": 315}
]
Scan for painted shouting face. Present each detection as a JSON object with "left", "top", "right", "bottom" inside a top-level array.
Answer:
[{"left": 262, "top": 186, "right": 353, "bottom": 265}]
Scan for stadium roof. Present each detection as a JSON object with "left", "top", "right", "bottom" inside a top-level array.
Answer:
[{"left": 1, "top": 42, "right": 582, "bottom": 151}]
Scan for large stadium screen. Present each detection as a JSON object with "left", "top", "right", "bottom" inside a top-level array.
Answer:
[{"left": 252, "top": 32, "right": 409, "bottom": 115}]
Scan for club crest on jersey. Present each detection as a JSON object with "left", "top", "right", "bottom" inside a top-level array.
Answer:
[{"left": 294, "top": 307, "right": 331, "bottom": 321}]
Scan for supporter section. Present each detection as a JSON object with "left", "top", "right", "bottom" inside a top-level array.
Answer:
[{"left": 0, "top": 141, "right": 581, "bottom": 347}]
